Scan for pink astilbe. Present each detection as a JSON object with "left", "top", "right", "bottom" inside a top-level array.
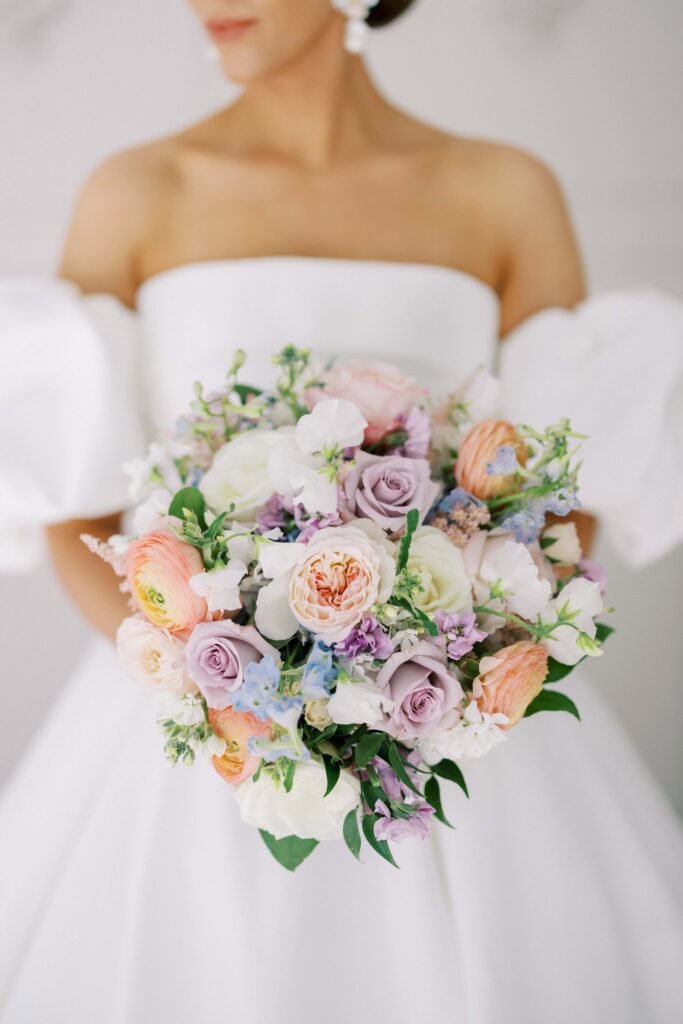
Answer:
[{"left": 80, "top": 533, "right": 127, "bottom": 576}]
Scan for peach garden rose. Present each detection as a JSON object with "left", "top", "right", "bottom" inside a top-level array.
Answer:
[
  {"left": 455, "top": 419, "right": 528, "bottom": 500},
  {"left": 474, "top": 641, "right": 549, "bottom": 727},
  {"left": 125, "top": 524, "right": 208, "bottom": 635}
]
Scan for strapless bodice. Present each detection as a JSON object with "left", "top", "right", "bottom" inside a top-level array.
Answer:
[{"left": 135, "top": 257, "right": 500, "bottom": 432}]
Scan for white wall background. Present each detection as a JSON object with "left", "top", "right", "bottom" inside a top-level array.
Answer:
[{"left": 1, "top": 0, "right": 682, "bottom": 812}]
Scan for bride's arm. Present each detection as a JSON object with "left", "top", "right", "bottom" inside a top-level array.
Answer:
[
  {"left": 494, "top": 149, "right": 596, "bottom": 557},
  {"left": 46, "top": 154, "right": 153, "bottom": 641}
]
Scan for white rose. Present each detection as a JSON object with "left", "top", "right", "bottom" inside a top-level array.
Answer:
[
  {"left": 407, "top": 527, "right": 473, "bottom": 615},
  {"left": 540, "top": 578, "right": 604, "bottom": 665},
  {"left": 234, "top": 760, "right": 360, "bottom": 841},
  {"left": 116, "top": 617, "right": 194, "bottom": 697},
  {"left": 327, "top": 676, "right": 396, "bottom": 727},
  {"left": 200, "top": 429, "right": 283, "bottom": 521},
  {"left": 541, "top": 522, "right": 582, "bottom": 566}
]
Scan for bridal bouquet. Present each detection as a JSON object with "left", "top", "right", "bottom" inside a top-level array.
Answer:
[{"left": 88, "top": 346, "right": 611, "bottom": 870}]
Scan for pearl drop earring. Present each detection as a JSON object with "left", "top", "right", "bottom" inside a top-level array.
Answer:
[{"left": 331, "top": 0, "right": 380, "bottom": 54}]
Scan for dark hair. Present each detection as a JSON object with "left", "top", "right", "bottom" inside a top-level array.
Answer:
[{"left": 367, "top": 0, "right": 417, "bottom": 28}]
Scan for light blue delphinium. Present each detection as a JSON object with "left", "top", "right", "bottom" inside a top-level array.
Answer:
[
  {"left": 232, "top": 656, "right": 304, "bottom": 726},
  {"left": 486, "top": 444, "right": 519, "bottom": 476},
  {"left": 301, "top": 642, "right": 338, "bottom": 701},
  {"left": 545, "top": 487, "right": 581, "bottom": 517}
]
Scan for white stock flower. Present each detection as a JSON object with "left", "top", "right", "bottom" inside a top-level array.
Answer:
[
  {"left": 132, "top": 487, "right": 173, "bottom": 536},
  {"left": 234, "top": 760, "right": 360, "bottom": 841},
  {"left": 116, "top": 617, "right": 194, "bottom": 697},
  {"left": 200, "top": 429, "right": 283, "bottom": 521},
  {"left": 124, "top": 442, "right": 182, "bottom": 503},
  {"left": 327, "top": 676, "right": 396, "bottom": 727},
  {"left": 407, "top": 526, "right": 473, "bottom": 615},
  {"left": 189, "top": 559, "right": 249, "bottom": 613},
  {"left": 542, "top": 522, "right": 582, "bottom": 566},
  {"left": 465, "top": 533, "right": 552, "bottom": 624},
  {"left": 160, "top": 692, "right": 206, "bottom": 726},
  {"left": 539, "top": 578, "right": 604, "bottom": 665},
  {"left": 295, "top": 398, "right": 367, "bottom": 455},
  {"left": 419, "top": 701, "right": 508, "bottom": 763}
]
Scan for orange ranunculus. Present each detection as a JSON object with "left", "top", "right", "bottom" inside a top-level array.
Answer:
[
  {"left": 455, "top": 419, "right": 528, "bottom": 500},
  {"left": 125, "top": 527, "right": 207, "bottom": 634},
  {"left": 475, "top": 641, "right": 549, "bottom": 728},
  {"left": 208, "top": 707, "right": 272, "bottom": 787}
]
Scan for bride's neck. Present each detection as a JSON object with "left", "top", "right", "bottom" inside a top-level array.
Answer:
[{"left": 227, "top": 37, "right": 392, "bottom": 166}]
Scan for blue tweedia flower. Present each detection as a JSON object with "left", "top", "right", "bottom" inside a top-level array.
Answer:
[
  {"left": 232, "top": 656, "right": 304, "bottom": 727},
  {"left": 486, "top": 444, "right": 518, "bottom": 476},
  {"left": 301, "top": 642, "right": 338, "bottom": 701},
  {"left": 438, "top": 487, "right": 483, "bottom": 514},
  {"left": 545, "top": 487, "right": 581, "bottom": 517}
]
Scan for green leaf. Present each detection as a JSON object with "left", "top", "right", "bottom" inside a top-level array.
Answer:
[
  {"left": 205, "top": 510, "right": 229, "bottom": 541},
  {"left": 168, "top": 486, "right": 207, "bottom": 529},
  {"left": 343, "top": 809, "right": 362, "bottom": 860},
  {"left": 306, "top": 723, "right": 338, "bottom": 748},
  {"left": 396, "top": 507, "right": 420, "bottom": 572},
  {"left": 360, "top": 778, "right": 383, "bottom": 812},
  {"left": 323, "top": 757, "right": 341, "bottom": 797},
  {"left": 354, "top": 730, "right": 385, "bottom": 768},
  {"left": 336, "top": 724, "right": 367, "bottom": 759},
  {"left": 361, "top": 814, "right": 399, "bottom": 868},
  {"left": 595, "top": 622, "right": 615, "bottom": 644},
  {"left": 393, "top": 598, "right": 439, "bottom": 637},
  {"left": 388, "top": 742, "right": 421, "bottom": 797},
  {"left": 283, "top": 759, "right": 297, "bottom": 793},
  {"left": 234, "top": 383, "right": 263, "bottom": 402},
  {"left": 259, "top": 831, "right": 318, "bottom": 871},
  {"left": 424, "top": 776, "right": 453, "bottom": 828},
  {"left": 524, "top": 688, "right": 581, "bottom": 721},
  {"left": 432, "top": 758, "right": 469, "bottom": 799},
  {"left": 544, "top": 656, "right": 576, "bottom": 684}
]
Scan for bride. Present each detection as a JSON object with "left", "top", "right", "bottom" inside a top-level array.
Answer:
[{"left": 1, "top": 1, "right": 683, "bottom": 1021}]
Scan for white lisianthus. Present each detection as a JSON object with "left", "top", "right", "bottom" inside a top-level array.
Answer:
[
  {"left": 465, "top": 533, "right": 552, "bottom": 625},
  {"left": 132, "top": 487, "right": 173, "bottom": 536},
  {"left": 539, "top": 578, "right": 604, "bottom": 665},
  {"left": 200, "top": 428, "right": 283, "bottom": 521},
  {"left": 116, "top": 617, "right": 194, "bottom": 697},
  {"left": 189, "top": 559, "right": 248, "bottom": 613},
  {"left": 255, "top": 522, "right": 396, "bottom": 644},
  {"left": 541, "top": 522, "right": 582, "bottom": 566},
  {"left": 419, "top": 701, "right": 508, "bottom": 763},
  {"left": 327, "top": 676, "right": 396, "bottom": 727},
  {"left": 234, "top": 761, "right": 360, "bottom": 841},
  {"left": 407, "top": 526, "right": 473, "bottom": 615},
  {"left": 294, "top": 398, "right": 367, "bottom": 455}
]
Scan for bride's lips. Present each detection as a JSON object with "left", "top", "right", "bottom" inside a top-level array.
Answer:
[{"left": 206, "top": 17, "right": 257, "bottom": 42}]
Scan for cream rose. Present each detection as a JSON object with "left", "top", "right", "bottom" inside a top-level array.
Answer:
[
  {"left": 200, "top": 428, "right": 283, "bottom": 521},
  {"left": 234, "top": 760, "right": 360, "bottom": 841},
  {"left": 407, "top": 526, "right": 473, "bottom": 616},
  {"left": 116, "top": 616, "right": 195, "bottom": 697}
]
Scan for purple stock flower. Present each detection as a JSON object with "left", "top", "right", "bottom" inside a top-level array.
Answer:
[
  {"left": 578, "top": 559, "right": 608, "bottom": 597},
  {"left": 257, "top": 493, "right": 294, "bottom": 532},
  {"left": 374, "top": 799, "right": 435, "bottom": 843},
  {"left": 433, "top": 609, "right": 487, "bottom": 661},
  {"left": 336, "top": 616, "right": 394, "bottom": 660}
]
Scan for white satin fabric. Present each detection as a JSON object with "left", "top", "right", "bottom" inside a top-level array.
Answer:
[{"left": 1, "top": 257, "right": 682, "bottom": 1024}]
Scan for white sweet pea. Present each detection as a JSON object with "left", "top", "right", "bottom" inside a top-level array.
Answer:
[
  {"left": 226, "top": 528, "right": 257, "bottom": 565},
  {"left": 268, "top": 436, "right": 338, "bottom": 515},
  {"left": 465, "top": 533, "right": 552, "bottom": 624},
  {"left": 327, "top": 676, "right": 396, "bottom": 727},
  {"left": 132, "top": 487, "right": 173, "bottom": 536},
  {"left": 234, "top": 761, "right": 360, "bottom": 841},
  {"left": 542, "top": 522, "right": 582, "bottom": 566},
  {"left": 189, "top": 559, "right": 249, "bottom": 613},
  {"left": 539, "top": 578, "right": 604, "bottom": 665},
  {"left": 295, "top": 398, "right": 367, "bottom": 455},
  {"left": 419, "top": 701, "right": 508, "bottom": 764}
]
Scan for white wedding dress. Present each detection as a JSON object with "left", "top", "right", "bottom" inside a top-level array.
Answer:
[{"left": 1, "top": 257, "right": 683, "bottom": 1024}]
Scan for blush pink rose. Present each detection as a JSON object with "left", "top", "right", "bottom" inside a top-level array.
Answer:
[
  {"left": 125, "top": 526, "right": 207, "bottom": 635},
  {"left": 455, "top": 419, "right": 528, "bottom": 500},
  {"left": 376, "top": 640, "right": 463, "bottom": 740},
  {"left": 474, "top": 641, "right": 549, "bottom": 727},
  {"left": 305, "top": 360, "right": 426, "bottom": 445},
  {"left": 208, "top": 706, "right": 272, "bottom": 787}
]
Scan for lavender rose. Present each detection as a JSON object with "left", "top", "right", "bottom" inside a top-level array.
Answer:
[
  {"left": 376, "top": 640, "right": 463, "bottom": 740},
  {"left": 184, "top": 621, "right": 280, "bottom": 710},
  {"left": 342, "top": 452, "right": 440, "bottom": 534}
]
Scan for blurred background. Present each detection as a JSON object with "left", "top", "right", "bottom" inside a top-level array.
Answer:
[{"left": 0, "top": 0, "right": 681, "bottom": 813}]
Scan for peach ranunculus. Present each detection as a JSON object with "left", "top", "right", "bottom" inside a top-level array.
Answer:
[
  {"left": 455, "top": 419, "right": 528, "bottom": 500},
  {"left": 125, "top": 526, "right": 208, "bottom": 634},
  {"left": 304, "top": 359, "right": 427, "bottom": 446},
  {"left": 207, "top": 706, "right": 272, "bottom": 787},
  {"left": 474, "top": 641, "right": 549, "bottom": 727}
]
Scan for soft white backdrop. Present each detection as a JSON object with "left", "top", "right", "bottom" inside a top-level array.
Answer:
[{"left": 1, "top": 0, "right": 682, "bottom": 812}]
